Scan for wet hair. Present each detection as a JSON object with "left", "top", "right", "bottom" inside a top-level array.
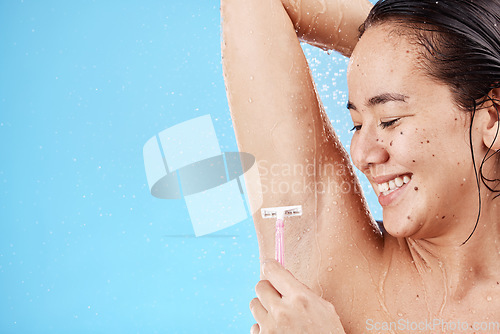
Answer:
[{"left": 359, "top": 0, "right": 500, "bottom": 243}]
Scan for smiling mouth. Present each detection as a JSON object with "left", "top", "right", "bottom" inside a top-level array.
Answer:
[{"left": 377, "top": 174, "right": 412, "bottom": 196}]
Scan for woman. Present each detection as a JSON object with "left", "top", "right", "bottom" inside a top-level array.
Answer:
[{"left": 222, "top": 0, "right": 500, "bottom": 332}]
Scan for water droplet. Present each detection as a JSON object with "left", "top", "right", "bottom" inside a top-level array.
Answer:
[
  {"left": 327, "top": 267, "right": 333, "bottom": 272},
  {"left": 248, "top": 98, "right": 252, "bottom": 103},
  {"left": 397, "top": 312, "right": 403, "bottom": 317},
  {"left": 487, "top": 296, "right": 492, "bottom": 302}
]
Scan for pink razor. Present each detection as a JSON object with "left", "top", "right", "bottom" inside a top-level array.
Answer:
[{"left": 261, "top": 205, "right": 303, "bottom": 266}]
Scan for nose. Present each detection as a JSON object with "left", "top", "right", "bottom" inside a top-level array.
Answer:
[{"left": 350, "top": 129, "right": 390, "bottom": 172}]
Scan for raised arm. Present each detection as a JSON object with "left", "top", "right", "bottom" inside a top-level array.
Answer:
[
  {"left": 281, "top": 0, "right": 373, "bottom": 56},
  {"left": 221, "top": 0, "right": 383, "bottom": 296}
]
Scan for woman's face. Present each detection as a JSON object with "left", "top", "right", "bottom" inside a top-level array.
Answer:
[{"left": 347, "top": 25, "right": 480, "bottom": 241}]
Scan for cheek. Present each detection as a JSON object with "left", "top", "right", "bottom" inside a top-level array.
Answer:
[
  {"left": 389, "top": 122, "right": 471, "bottom": 175},
  {"left": 388, "top": 126, "right": 438, "bottom": 167}
]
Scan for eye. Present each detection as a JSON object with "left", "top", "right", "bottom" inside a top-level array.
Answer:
[
  {"left": 379, "top": 118, "right": 401, "bottom": 129},
  {"left": 350, "top": 125, "right": 362, "bottom": 132}
]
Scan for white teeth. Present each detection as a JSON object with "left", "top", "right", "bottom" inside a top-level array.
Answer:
[
  {"left": 384, "top": 183, "right": 390, "bottom": 191},
  {"left": 377, "top": 175, "right": 411, "bottom": 195},
  {"left": 378, "top": 182, "right": 390, "bottom": 192},
  {"left": 395, "top": 177, "right": 404, "bottom": 187}
]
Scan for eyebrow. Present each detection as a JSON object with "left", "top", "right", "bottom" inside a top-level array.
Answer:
[{"left": 347, "top": 93, "right": 409, "bottom": 111}]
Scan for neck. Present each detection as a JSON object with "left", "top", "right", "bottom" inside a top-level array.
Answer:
[{"left": 405, "top": 198, "right": 500, "bottom": 299}]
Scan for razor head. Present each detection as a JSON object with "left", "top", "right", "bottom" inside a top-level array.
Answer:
[{"left": 260, "top": 205, "right": 303, "bottom": 219}]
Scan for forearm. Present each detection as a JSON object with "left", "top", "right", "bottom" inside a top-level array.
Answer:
[{"left": 281, "top": 0, "right": 372, "bottom": 57}]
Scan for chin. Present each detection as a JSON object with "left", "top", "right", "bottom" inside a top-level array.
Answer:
[{"left": 382, "top": 211, "right": 422, "bottom": 238}]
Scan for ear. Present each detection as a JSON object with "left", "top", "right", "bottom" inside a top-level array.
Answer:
[{"left": 481, "top": 87, "right": 500, "bottom": 151}]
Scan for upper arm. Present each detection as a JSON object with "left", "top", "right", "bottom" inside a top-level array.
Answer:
[{"left": 221, "top": 0, "right": 383, "bottom": 290}]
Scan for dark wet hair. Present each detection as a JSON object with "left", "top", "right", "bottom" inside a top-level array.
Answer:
[{"left": 360, "top": 0, "right": 500, "bottom": 243}]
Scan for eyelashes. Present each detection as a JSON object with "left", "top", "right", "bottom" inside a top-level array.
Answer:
[
  {"left": 379, "top": 118, "right": 401, "bottom": 129},
  {"left": 350, "top": 118, "right": 401, "bottom": 132},
  {"left": 350, "top": 125, "right": 362, "bottom": 132}
]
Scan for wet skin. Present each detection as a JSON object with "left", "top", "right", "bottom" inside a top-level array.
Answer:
[
  {"left": 343, "top": 23, "right": 500, "bottom": 328},
  {"left": 347, "top": 25, "right": 479, "bottom": 242},
  {"left": 222, "top": 0, "right": 500, "bottom": 330}
]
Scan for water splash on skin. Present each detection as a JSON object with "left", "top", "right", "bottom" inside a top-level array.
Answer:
[
  {"left": 437, "top": 260, "right": 448, "bottom": 318},
  {"left": 309, "top": 0, "right": 327, "bottom": 36},
  {"left": 312, "top": 88, "right": 322, "bottom": 298},
  {"left": 307, "top": 66, "right": 339, "bottom": 298},
  {"left": 306, "top": 70, "right": 360, "bottom": 299},
  {"left": 377, "top": 246, "right": 398, "bottom": 334},
  {"left": 289, "top": 0, "right": 302, "bottom": 31},
  {"left": 375, "top": 238, "right": 452, "bottom": 334},
  {"left": 406, "top": 238, "right": 431, "bottom": 274},
  {"left": 348, "top": 220, "right": 395, "bottom": 331},
  {"left": 406, "top": 238, "right": 433, "bottom": 321},
  {"left": 289, "top": 0, "right": 329, "bottom": 50},
  {"left": 405, "top": 238, "right": 449, "bottom": 321}
]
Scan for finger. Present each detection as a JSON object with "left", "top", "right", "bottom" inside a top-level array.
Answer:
[
  {"left": 255, "top": 279, "right": 282, "bottom": 311},
  {"left": 262, "top": 259, "right": 307, "bottom": 297},
  {"left": 249, "top": 297, "right": 268, "bottom": 324},
  {"left": 250, "top": 323, "right": 260, "bottom": 334}
]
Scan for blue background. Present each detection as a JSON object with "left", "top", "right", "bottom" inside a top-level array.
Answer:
[{"left": 0, "top": 1, "right": 380, "bottom": 333}]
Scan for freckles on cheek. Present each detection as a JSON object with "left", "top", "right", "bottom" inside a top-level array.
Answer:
[
  {"left": 393, "top": 128, "right": 422, "bottom": 165},
  {"left": 394, "top": 128, "right": 439, "bottom": 171}
]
